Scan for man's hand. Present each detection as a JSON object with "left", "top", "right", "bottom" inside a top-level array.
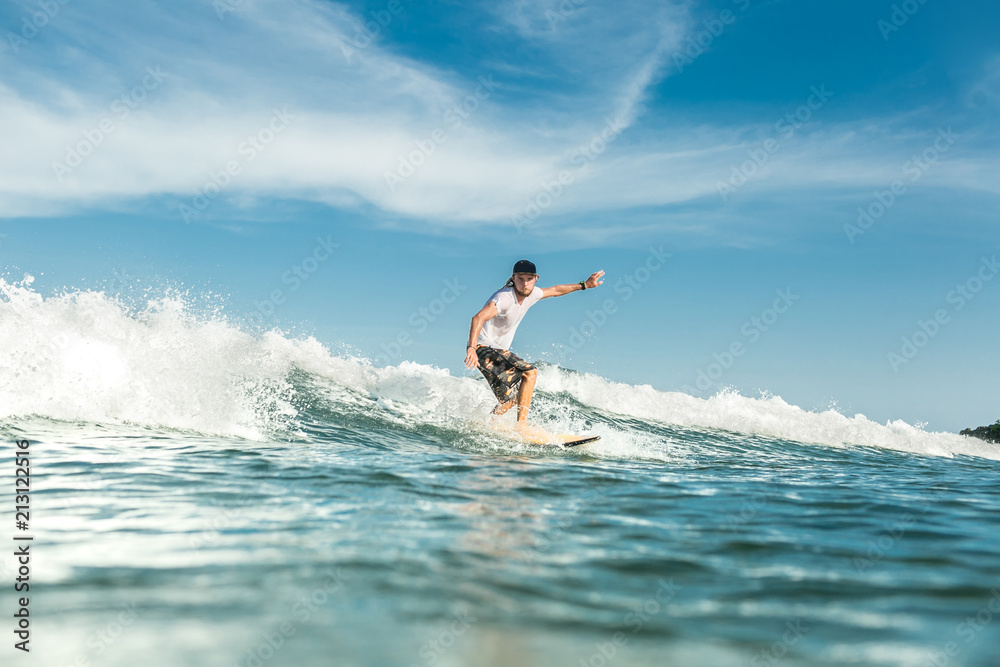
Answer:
[
  {"left": 464, "top": 346, "right": 479, "bottom": 369},
  {"left": 584, "top": 270, "right": 605, "bottom": 289},
  {"left": 541, "top": 270, "right": 607, "bottom": 299}
]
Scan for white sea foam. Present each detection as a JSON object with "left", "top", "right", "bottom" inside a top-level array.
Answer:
[
  {"left": 536, "top": 365, "right": 998, "bottom": 460},
  {"left": 1, "top": 277, "right": 995, "bottom": 460},
  {"left": 0, "top": 276, "right": 297, "bottom": 439}
]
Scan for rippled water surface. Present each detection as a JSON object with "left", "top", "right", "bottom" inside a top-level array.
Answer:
[
  {"left": 2, "top": 282, "right": 999, "bottom": 666},
  {"left": 7, "top": 404, "right": 1000, "bottom": 667}
]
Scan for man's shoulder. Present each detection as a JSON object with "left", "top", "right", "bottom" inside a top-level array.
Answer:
[{"left": 490, "top": 286, "right": 515, "bottom": 303}]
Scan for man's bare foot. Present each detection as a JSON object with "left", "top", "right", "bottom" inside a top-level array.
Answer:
[{"left": 491, "top": 401, "right": 515, "bottom": 418}]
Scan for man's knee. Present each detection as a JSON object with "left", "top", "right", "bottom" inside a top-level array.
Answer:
[{"left": 522, "top": 369, "right": 538, "bottom": 382}]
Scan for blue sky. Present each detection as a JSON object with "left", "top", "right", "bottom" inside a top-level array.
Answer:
[{"left": 1, "top": 0, "right": 998, "bottom": 432}]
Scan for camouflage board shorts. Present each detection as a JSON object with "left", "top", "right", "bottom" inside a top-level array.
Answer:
[{"left": 475, "top": 346, "right": 536, "bottom": 404}]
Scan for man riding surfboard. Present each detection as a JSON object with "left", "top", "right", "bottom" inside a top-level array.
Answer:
[{"left": 465, "top": 259, "right": 604, "bottom": 430}]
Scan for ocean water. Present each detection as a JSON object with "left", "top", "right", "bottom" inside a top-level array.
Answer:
[{"left": 2, "top": 277, "right": 999, "bottom": 667}]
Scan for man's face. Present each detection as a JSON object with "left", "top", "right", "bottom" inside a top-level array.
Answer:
[{"left": 513, "top": 272, "right": 537, "bottom": 296}]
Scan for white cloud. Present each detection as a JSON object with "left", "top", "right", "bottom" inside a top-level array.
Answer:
[{"left": 0, "top": 0, "right": 996, "bottom": 234}]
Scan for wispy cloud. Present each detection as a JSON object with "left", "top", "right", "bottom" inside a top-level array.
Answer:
[{"left": 0, "top": 0, "right": 997, "bottom": 235}]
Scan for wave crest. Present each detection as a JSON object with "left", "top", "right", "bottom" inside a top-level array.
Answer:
[{"left": 1, "top": 276, "right": 994, "bottom": 460}]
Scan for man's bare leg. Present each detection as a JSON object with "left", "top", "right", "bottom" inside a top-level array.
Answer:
[{"left": 515, "top": 369, "right": 538, "bottom": 425}]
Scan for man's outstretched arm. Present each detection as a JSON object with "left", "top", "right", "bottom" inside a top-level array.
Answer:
[{"left": 540, "top": 270, "right": 605, "bottom": 299}]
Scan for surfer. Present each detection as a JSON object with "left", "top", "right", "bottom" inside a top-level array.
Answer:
[{"left": 465, "top": 259, "right": 604, "bottom": 429}]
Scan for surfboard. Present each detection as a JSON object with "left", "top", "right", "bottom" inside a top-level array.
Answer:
[
  {"left": 485, "top": 420, "right": 599, "bottom": 448},
  {"left": 515, "top": 427, "right": 601, "bottom": 449},
  {"left": 552, "top": 434, "right": 600, "bottom": 448}
]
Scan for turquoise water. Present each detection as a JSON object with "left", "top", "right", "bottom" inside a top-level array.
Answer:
[{"left": 2, "top": 281, "right": 1000, "bottom": 666}]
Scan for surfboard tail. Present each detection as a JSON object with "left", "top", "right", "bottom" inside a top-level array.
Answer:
[{"left": 558, "top": 435, "right": 600, "bottom": 448}]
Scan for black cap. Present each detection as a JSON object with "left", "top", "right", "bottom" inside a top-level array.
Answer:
[{"left": 512, "top": 259, "right": 537, "bottom": 275}]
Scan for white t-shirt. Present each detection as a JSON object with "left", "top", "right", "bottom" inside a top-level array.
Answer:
[{"left": 477, "top": 286, "right": 544, "bottom": 350}]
